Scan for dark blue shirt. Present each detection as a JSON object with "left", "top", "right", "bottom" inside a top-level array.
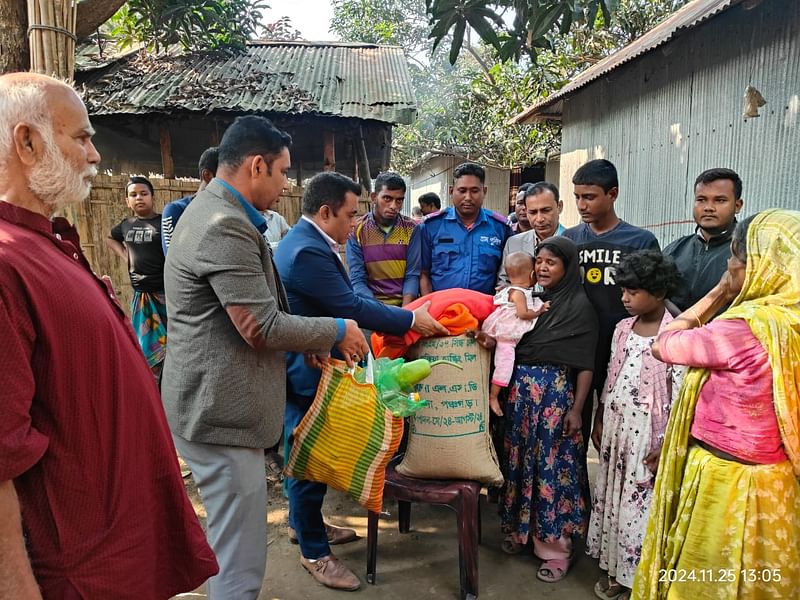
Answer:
[
  {"left": 563, "top": 220, "right": 660, "bottom": 390},
  {"left": 419, "top": 206, "right": 511, "bottom": 295},
  {"left": 161, "top": 195, "right": 192, "bottom": 255}
]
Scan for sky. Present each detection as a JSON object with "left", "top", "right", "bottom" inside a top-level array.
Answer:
[{"left": 263, "top": 0, "right": 339, "bottom": 41}]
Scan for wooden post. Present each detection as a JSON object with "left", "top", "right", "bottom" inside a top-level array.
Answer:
[
  {"left": 296, "top": 161, "right": 303, "bottom": 187},
  {"left": 381, "top": 127, "right": 392, "bottom": 171},
  {"left": 159, "top": 123, "right": 175, "bottom": 179},
  {"left": 353, "top": 139, "right": 359, "bottom": 181},
  {"left": 323, "top": 131, "right": 336, "bottom": 172},
  {"left": 355, "top": 125, "right": 372, "bottom": 193}
]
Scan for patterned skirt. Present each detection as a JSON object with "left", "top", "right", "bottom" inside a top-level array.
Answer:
[
  {"left": 500, "top": 363, "right": 588, "bottom": 544},
  {"left": 130, "top": 291, "right": 168, "bottom": 368},
  {"left": 635, "top": 445, "right": 800, "bottom": 600}
]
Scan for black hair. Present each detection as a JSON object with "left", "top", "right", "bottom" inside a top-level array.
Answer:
[
  {"left": 218, "top": 116, "right": 291, "bottom": 170},
  {"left": 614, "top": 250, "right": 682, "bottom": 298},
  {"left": 695, "top": 168, "right": 743, "bottom": 199},
  {"left": 518, "top": 182, "right": 533, "bottom": 193},
  {"left": 453, "top": 162, "right": 486, "bottom": 184},
  {"left": 536, "top": 239, "right": 569, "bottom": 265},
  {"left": 126, "top": 176, "right": 154, "bottom": 196},
  {"left": 198, "top": 146, "right": 219, "bottom": 178},
  {"left": 525, "top": 181, "right": 560, "bottom": 203},
  {"left": 418, "top": 192, "right": 441, "bottom": 209},
  {"left": 302, "top": 172, "right": 362, "bottom": 216},
  {"left": 572, "top": 159, "right": 618, "bottom": 193},
  {"left": 374, "top": 171, "right": 406, "bottom": 193},
  {"left": 731, "top": 213, "right": 757, "bottom": 262}
]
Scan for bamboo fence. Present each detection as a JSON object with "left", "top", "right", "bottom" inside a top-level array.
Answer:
[
  {"left": 27, "top": 0, "right": 77, "bottom": 80},
  {"left": 70, "top": 175, "right": 370, "bottom": 313}
]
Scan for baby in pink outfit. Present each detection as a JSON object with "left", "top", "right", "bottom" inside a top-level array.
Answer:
[{"left": 482, "top": 252, "right": 550, "bottom": 416}]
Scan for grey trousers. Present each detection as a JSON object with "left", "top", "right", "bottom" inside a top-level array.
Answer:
[{"left": 173, "top": 435, "right": 267, "bottom": 600}]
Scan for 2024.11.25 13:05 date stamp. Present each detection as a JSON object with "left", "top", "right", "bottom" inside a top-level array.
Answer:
[{"left": 658, "top": 569, "right": 782, "bottom": 583}]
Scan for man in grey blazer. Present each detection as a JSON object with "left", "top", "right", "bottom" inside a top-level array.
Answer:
[
  {"left": 496, "top": 181, "right": 565, "bottom": 287},
  {"left": 162, "top": 115, "right": 368, "bottom": 600}
]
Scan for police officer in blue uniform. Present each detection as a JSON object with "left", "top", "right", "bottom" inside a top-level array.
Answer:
[{"left": 419, "top": 162, "right": 511, "bottom": 296}]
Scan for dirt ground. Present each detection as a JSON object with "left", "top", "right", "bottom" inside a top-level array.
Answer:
[{"left": 173, "top": 454, "right": 603, "bottom": 600}]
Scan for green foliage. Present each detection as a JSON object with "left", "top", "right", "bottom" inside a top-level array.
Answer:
[
  {"left": 331, "top": 0, "right": 432, "bottom": 51},
  {"left": 427, "top": 0, "right": 687, "bottom": 65},
  {"left": 108, "top": 0, "right": 269, "bottom": 53},
  {"left": 262, "top": 16, "right": 304, "bottom": 41},
  {"left": 331, "top": 0, "right": 688, "bottom": 172}
]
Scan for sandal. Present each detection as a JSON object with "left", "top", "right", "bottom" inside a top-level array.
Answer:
[
  {"left": 501, "top": 535, "right": 526, "bottom": 555},
  {"left": 536, "top": 558, "right": 569, "bottom": 582},
  {"left": 264, "top": 451, "right": 284, "bottom": 482},
  {"left": 594, "top": 575, "right": 624, "bottom": 600}
]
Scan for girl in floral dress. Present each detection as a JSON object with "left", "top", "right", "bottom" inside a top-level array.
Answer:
[{"left": 587, "top": 250, "right": 684, "bottom": 600}]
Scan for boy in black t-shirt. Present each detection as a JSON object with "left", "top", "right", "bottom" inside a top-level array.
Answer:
[
  {"left": 563, "top": 160, "right": 659, "bottom": 458},
  {"left": 107, "top": 176, "right": 167, "bottom": 376}
]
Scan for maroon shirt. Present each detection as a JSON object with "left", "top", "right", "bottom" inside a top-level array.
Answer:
[{"left": 0, "top": 202, "right": 217, "bottom": 598}]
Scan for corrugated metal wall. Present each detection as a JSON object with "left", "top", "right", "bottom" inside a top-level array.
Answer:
[
  {"left": 557, "top": 0, "right": 800, "bottom": 245},
  {"left": 410, "top": 155, "right": 512, "bottom": 216}
]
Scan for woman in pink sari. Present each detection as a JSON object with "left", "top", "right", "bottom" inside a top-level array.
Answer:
[{"left": 634, "top": 210, "right": 800, "bottom": 599}]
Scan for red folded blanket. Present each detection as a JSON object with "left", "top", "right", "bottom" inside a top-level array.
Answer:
[{"left": 371, "top": 288, "right": 495, "bottom": 358}]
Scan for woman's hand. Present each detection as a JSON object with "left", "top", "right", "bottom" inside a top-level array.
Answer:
[
  {"left": 716, "top": 269, "right": 741, "bottom": 304},
  {"left": 563, "top": 407, "right": 582, "bottom": 438}
]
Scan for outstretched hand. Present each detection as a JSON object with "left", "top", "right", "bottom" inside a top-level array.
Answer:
[{"left": 410, "top": 300, "right": 449, "bottom": 337}]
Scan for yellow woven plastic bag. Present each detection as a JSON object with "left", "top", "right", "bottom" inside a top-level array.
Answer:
[{"left": 285, "top": 358, "right": 403, "bottom": 513}]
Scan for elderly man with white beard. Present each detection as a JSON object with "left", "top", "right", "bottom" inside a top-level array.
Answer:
[{"left": 0, "top": 73, "right": 218, "bottom": 599}]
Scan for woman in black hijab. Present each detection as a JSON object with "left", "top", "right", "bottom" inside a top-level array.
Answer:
[{"left": 498, "top": 236, "right": 598, "bottom": 582}]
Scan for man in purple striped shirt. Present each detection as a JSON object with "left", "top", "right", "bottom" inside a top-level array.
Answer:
[{"left": 346, "top": 172, "right": 420, "bottom": 306}]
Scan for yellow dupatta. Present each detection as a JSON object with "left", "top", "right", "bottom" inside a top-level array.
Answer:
[{"left": 634, "top": 209, "right": 800, "bottom": 599}]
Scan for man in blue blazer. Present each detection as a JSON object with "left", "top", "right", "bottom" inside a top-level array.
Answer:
[{"left": 274, "top": 172, "right": 446, "bottom": 591}]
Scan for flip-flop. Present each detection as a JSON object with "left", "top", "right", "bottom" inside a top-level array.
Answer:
[
  {"left": 536, "top": 558, "right": 569, "bottom": 583},
  {"left": 594, "top": 576, "right": 624, "bottom": 600},
  {"left": 501, "top": 535, "right": 526, "bottom": 555}
]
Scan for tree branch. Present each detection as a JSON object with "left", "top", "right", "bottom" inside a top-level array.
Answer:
[{"left": 75, "top": 0, "right": 127, "bottom": 40}]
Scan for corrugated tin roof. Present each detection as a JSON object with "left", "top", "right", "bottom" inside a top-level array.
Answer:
[
  {"left": 77, "top": 41, "right": 417, "bottom": 125},
  {"left": 513, "top": 0, "right": 745, "bottom": 123}
]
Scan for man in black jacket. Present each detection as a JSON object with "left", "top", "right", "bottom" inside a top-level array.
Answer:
[{"left": 664, "top": 168, "right": 744, "bottom": 311}]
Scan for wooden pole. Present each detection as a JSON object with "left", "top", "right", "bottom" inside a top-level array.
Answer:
[
  {"left": 323, "top": 130, "right": 336, "bottom": 172},
  {"left": 42, "top": 0, "right": 54, "bottom": 75},
  {"left": 159, "top": 123, "right": 175, "bottom": 179},
  {"left": 352, "top": 139, "right": 359, "bottom": 181},
  {"left": 355, "top": 126, "right": 372, "bottom": 193},
  {"left": 381, "top": 127, "right": 392, "bottom": 172}
]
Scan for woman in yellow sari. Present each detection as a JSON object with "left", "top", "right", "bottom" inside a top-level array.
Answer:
[{"left": 633, "top": 209, "right": 800, "bottom": 600}]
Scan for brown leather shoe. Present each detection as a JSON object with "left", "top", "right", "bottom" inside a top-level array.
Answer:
[
  {"left": 288, "top": 523, "right": 358, "bottom": 545},
  {"left": 325, "top": 523, "right": 358, "bottom": 545},
  {"left": 300, "top": 554, "right": 360, "bottom": 591}
]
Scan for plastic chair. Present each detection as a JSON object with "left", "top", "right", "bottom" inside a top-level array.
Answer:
[{"left": 366, "top": 460, "right": 482, "bottom": 599}]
